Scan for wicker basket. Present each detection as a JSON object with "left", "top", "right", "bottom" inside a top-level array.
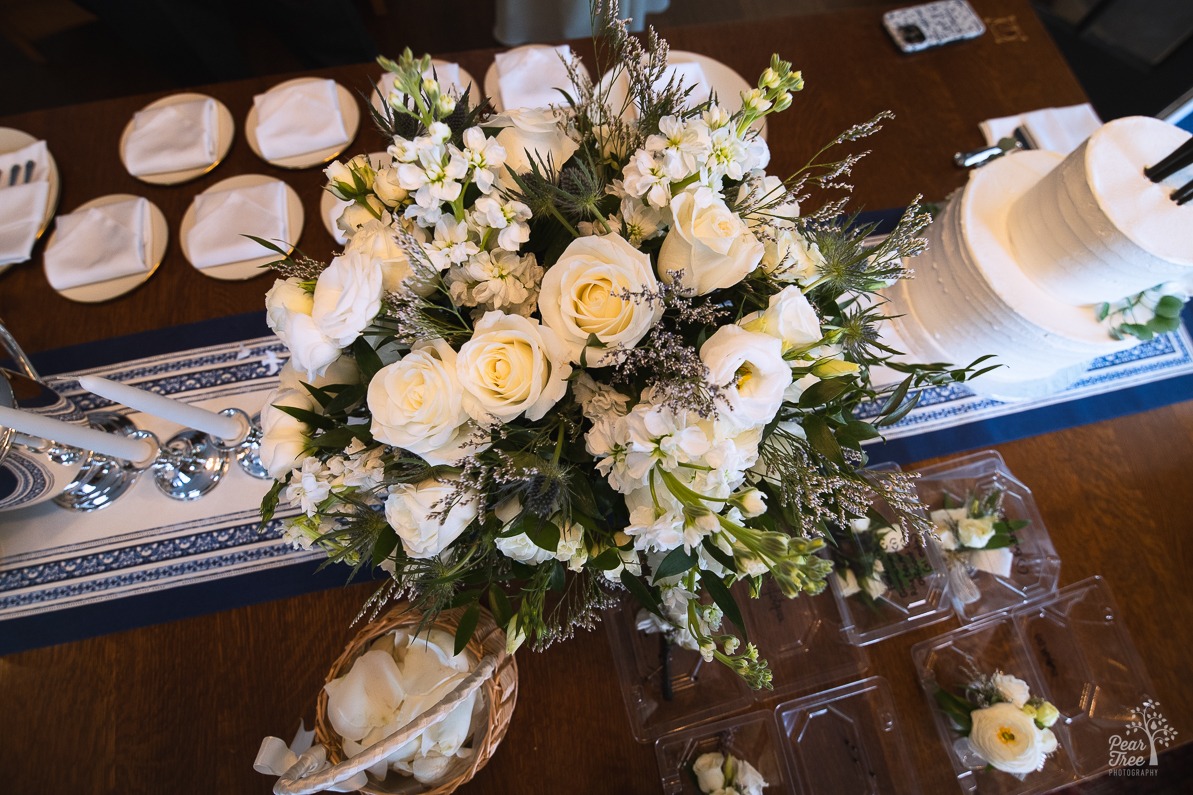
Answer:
[{"left": 278, "top": 603, "right": 517, "bottom": 795}]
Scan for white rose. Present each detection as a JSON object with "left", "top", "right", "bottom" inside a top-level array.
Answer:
[
  {"left": 692, "top": 752, "right": 726, "bottom": 793},
  {"left": 493, "top": 108, "right": 579, "bottom": 189},
  {"left": 992, "top": 673, "right": 1032, "bottom": 709},
  {"left": 739, "top": 285, "right": 822, "bottom": 352},
  {"left": 277, "top": 356, "right": 360, "bottom": 391},
  {"left": 968, "top": 702, "right": 1049, "bottom": 775},
  {"left": 456, "top": 311, "right": 572, "bottom": 423},
  {"left": 384, "top": 478, "right": 478, "bottom": 559},
  {"left": 372, "top": 165, "right": 408, "bottom": 207},
  {"left": 700, "top": 325, "right": 792, "bottom": 430},
  {"left": 537, "top": 234, "right": 663, "bottom": 364},
  {"left": 258, "top": 387, "right": 317, "bottom": 479},
  {"left": 266, "top": 278, "right": 342, "bottom": 380},
  {"left": 265, "top": 277, "right": 313, "bottom": 339},
  {"left": 312, "top": 250, "right": 384, "bottom": 348},
  {"left": 765, "top": 228, "right": 826, "bottom": 285},
  {"left": 657, "top": 187, "right": 764, "bottom": 295},
  {"left": 338, "top": 195, "right": 387, "bottom": 237},
  {"left": 495, "top": 531, "right": 554, "bottom": 565},
  {"left": 344, "top": 220, "right": 431, "bottom": 295},
  {"left": 368, "top": 339, "right": 477, "bottom": 465},
  {"left": 958, "top": 515, "right": 997, "bottom": 548}
]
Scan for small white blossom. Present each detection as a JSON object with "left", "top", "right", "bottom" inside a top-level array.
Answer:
[
  {"left": 621, "top": 149, "right": 672, "bottom": 208},
  {"left": 424, "top": 216, "right": 478, "bottom": 271}
]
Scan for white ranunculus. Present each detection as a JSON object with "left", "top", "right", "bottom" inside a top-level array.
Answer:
[
  {"left": 739, "top": 285, "right": 822, "bottom": 352},
  {"left": 258, "top": 387, "right": 317, "bottom": 479},
  {"left": 700, "top": 325, "right": 792, "bottom": 430},
  {"left": 492, "top": 108, "right": 578, "bottom": 189},
  {"left": 495, "top": 530, "right": 554, "bottom": 565},
  {"left": 968, "top": 702, "right": 1050, "bottom": 775},
  {"left": 657, "top": 187, "right": 764, "bottom": 295},
  {"left": 385, "top": 478, "right": 479, "bottom": 559},
  {"left": 958, "top": 515, "right": 997, "bottom": 548},
  {"left": 992, "top": 673, "right": 1032, "bottom": 709},
  {"left": 537, "top": 234, "right": 663, "bottom": 364},
  {"left": 368, "top": 339, "right": 478, "bottom": 465},
  {"left": 692, "top": 752, "right": 726, "bottom": 793},
  {"left": 312, "top": 250, "right": 384, "bottom": 347},
  {"left": 344, "top": 219, "right": 433, "bottom": 296},
  {"left": 456, "top": 311, "right": 572, "bottom": 423}
]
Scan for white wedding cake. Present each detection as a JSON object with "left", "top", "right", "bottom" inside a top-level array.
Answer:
[{"left": 888, "top": 116, "right": 1193, "bottom": 397}]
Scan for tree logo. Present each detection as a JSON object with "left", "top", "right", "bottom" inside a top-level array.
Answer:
[{"left": 1108, "top": 699, "right": 1178, "bottom": 773}]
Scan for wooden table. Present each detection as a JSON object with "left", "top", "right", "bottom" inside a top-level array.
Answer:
[{"left": 1, "top": 1, "right": 1190, "bottom": 792}]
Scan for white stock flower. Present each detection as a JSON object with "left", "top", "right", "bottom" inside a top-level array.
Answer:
[
  {"left": 311, "top": 251, "right": 384, "bottom": 347},
  {"left": 571, "top": 371, "right": 630, "bottom": 422},
  {"left": 265, "top": 277, "right": 342, "bottom": 380},
  {"left": 286, "top": 457, "right": 333, "bottom": 515},
  {"left": 958, "top": 515, "right": 998, "bottom": 548},
  {"left": 367, "top": 339, "right": 478, "bottom": 465},
  {"left": 397, "top": 134, "right": 467, "bottom": 210},
  {"left": 258, "top": 387, "right": 317, "bottom": 479},
  {"left": 470, "top": 195, "right": 531, "bottom": 252},
  {"left": 537, "top": 234, "right": 663, "bottom": 365},
  {"left": 992, "top": 673, "right": 1032, "bottom": 709},
  {"left": 384, "top": 478, "right": 478, "bottom": 559},
  {"left": 492, "top": 108, "right": 578, "bottom": 189},
  {"left": 623, "top": 402, "right": 710, "bottom": 483},
  {"left": 456, "top": 311, "right": 572, "bottom": 423},
  {"left": 425, "top": 215, "right": 478, "bottom": 271},
  {"left": 619, "top": 197, "right": 664, "bottom": 245},
  {"left": 621, "top": 149, "right": 672, "bottom": 208},
  {"left": 658, "top": 187, "right": 764, "bottom": 295},
  {"left": 739, "top": 285, "right": 822, "bottom": 352},
  {"left": 447, "top": 250, "right": 542, "bottom": 315},
  {"left": 457, "top": 126, "right": 506, "bottom": 194},
  {"left": 700, "top": 325, "right": 792, "bottom": 430},
  {"left": 645, "top": 115, "right": 706, "bottom": 180},
  {"left": 968, "top": 702, "right": 1050, "bottom": 775}
]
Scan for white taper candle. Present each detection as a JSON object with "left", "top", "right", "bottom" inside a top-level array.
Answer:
[
  {"left": 77, "top": 375, "right": 244, "bottom": 441},
  {"left": 0, "top": 405, "right": 156, "bottom": 463}
]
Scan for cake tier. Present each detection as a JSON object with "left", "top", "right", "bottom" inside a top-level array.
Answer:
[
  {"left": 890, "top": 151, "right": 1130, "bottom": 384},
  {"left": 1007, "top": 116, "right": 1193, "bottom": 305}
]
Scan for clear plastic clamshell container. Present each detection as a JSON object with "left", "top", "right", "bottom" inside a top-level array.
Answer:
[
  {"left": 913, "top": 450, "right": 1061, "bottom": 623},
  {"left": 606, "top": 583, "right": 869, "bottom": 742},
  {"left": 825, "top": 463, "right": 953, "bottom": 645},
  {"left": 654, "top": 677, "right": 921, "bottom": 794},
  {"left": 912, "top": 576, "right": 1159, "bottom": 794}
]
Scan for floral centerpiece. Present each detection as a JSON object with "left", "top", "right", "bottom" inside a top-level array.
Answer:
[
  {"left": 257, "top": 0, "right": 982, "bottom": 688},
  {"left": 934, "top": 669, "right": 1060, "bottom": 777}
]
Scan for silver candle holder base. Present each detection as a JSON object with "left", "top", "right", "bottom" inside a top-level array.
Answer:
[{"left": 53, "top": 412, "right": 150, "bottom": 512}]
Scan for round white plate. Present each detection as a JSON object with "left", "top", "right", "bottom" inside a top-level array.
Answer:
[
  {"left": 180, "top": 174, "right": 304, "bottom": 281},
  {"left": 371, "top": 60, "right": 481, "bottom": 116},
  {"left": 118, "top": 93, "right": 235, "bottom": 186},
  {"left": 483, "top": 45, "right": 590, "bottom": 113},
  {"left": 319, "top": 151, "right": 389, "bottom": 245},
  {"left": 0, "top": 127, "right": 60, "bottom": 275},
  {"left": 46, "top": 194, "right": 168, "bottom": 303},
  {"left": 245, "top": 78, "right": 361, "bottom": 169},
  {"left": 597, "top": 51, "right": 766, "bottom": 139}
]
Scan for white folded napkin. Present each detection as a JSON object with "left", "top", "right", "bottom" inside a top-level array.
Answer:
[
  {"left": 980, "top": 103, "right": 1102, "bottom": 155},
  {"left": 0, "top": 180, "right": 48, "bottom": 266},
  {"left": 495, "top": 45, "right": 575, "bottom": 109},
  {"left": 653, "top": 62, "right": 712, "bottom": 107},
  {"left": 253, "top": 79, "right": 349, "bottom": 161},
  {"left": 124, "top": 97, "right": 217, "bottom": 176},
  {"left": 44, "top": 197, "right": 149, "bottom": 290},
  {"left": 186, "top": 181, "right": 289, "bottom": 268}
]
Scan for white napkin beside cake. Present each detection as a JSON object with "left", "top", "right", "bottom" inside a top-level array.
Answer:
[
  {"left": 494, "top": 45, "right": 576, "bottom": 109},
  {"left": 253, "top": 79, "right": 349, "bottom": 161},
  {"left": 0, "top": 140, "right": 51, "bottom": 266},
  {"left": 980, "top": 103, "right": 1102, "bottom": 155},
  {"left": 124, "top": 97, "right": 217, "bottom": 176},
  {"left": 186, "top": 181, "right": 289, "bottom": 268},
  {"left": 44, "top": 197, "right": 149, "bottom": 290}
]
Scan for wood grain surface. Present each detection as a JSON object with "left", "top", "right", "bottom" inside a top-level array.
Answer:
[{"left": 1, "top": 1, "right": 1190, "bottom": 793}]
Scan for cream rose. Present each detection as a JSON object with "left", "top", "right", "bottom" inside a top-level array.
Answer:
[
  {"left": 384, "top": 478, "right": 479, "bottom": 559},
  {"left": 740, "top": 285, "right": 822, "bottom": 352},
  {"left": 493, "top": 108, "right": 579, "bottom": 190},
  {"left": 992, "top": 673, "right": 1032, "bottom": 709},
  {"left": 367, "top": 339, "right": 478, "bottom": 465},
  {"left": 657, "top": 187, "right": 764, "bottom": 295},
  {"left": 344, "top": 219, "right": 433, "bottom": 296},
  {"left": 537, "top": 234, "right": 663, "bottom": 364},
  {"left": 700, "top": 324, "right": 792, "bottom": 430},
  {"left": 258, "top": 387, "right": 317, "bottom": 479},
  {"left": 958, "top": 515, "right": 997, "bottom": 548},
  {"left": 277, "top": 357, "right": 360, "bottom": 391},
  {"left": 456, "top": 311, "right": 572, "bottom": 423},
  {"left": 968, "top": 702, "right": 1050, "bottom": 775},
  {"left": 266, "top": 278, "right": 342, "bottom": 380},
  {"left": 495, "top": 531, "right": 554, "bottom": 565},
  {"left": 372, "top": 165, "right": 408, "bottom": 207},
  {"left": 311, "top": 250, "right": 384, "bottom": 348},
  {"left": 692, "top": 752, "right": 726, "bottom": 792},
  {"left": 338, "top": 195, "right": 387, "bottom": 238}
]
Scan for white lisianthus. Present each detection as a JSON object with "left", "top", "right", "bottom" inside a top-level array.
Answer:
[
  {"left": 492, "top": 108, "right": 578, "bottom": 189},
  {"left": 311, "top": 251, "right": 384, "bottom": 347},
  {"left": 456, "top": 311, "right": 572, "bottom": 424},
  {"left": 367, "top": 339, "right": 479, "bottom": 465},
  {"left": 700, "top": 325, "right": 792, "bottom": 430},
  {"left": 739, "top": 285, "right": 822, "bottom": 353},
  {"left": 537, "top": 234, "right": 664, "bottom": 364},
  {"left": 384, "top": 478, "right": 479, "bottom": 559},
  {"left": 265, "top": 277, "right": 342, "bottom": 380},
  {"left": 258, "top": 387, "right": 317, "bottom": 479},
  {"left": 658, "top": 187, "right": 764, "bottom": 295},
  {"left": 692, "top": 752, "right": 726, "bottom": 793},
  {"left": 495, "top": 530, "right": 554, "bottom": 565},
  {"left": 958, "top": 515, "right": 998, "bottom": 548},
  {"left": 344, "top": 220, "right": 432, "bottom": 296},
  {"left": 992, "top": 673, "right": 1032, "bottom": 709},
  {"left": 968, "top": 702, "right": 1051, "bottom": 775}
]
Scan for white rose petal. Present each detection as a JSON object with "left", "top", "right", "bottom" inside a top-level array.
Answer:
[
  {"left": 657, "top": 187, "right": 764, "bottom": 295},
  {"left": 312, "top": 250, "right": 384, "bottom": 347},
  {"left": 456, "top": 311, "right": 572, "bottom": 423},
  {"left": 344, "top": 219, "right": 432, "bottom": 296},
  {"left": 258, "top": 387, "right": 317, "bottom": 479},
  {"left": 992, "top": 673, "right": 1033, "bottom": 709},
  {"left": 493, "top": 108, "right": 578, "bottom": 190},
  {"left": 692, "top": 752, "right": 726, "bottom": 793},
  {"left": 385, "top": 478, "right": 479, "bottom": 559},
  {"left": 495, "top": 531, "right": 554, "bottom": 565},
  {"left": 739, "top": 284, "right": 822, "bottom": 352},
  {"left": 323, "top": 649, "right": 406, "bottom": 743}
]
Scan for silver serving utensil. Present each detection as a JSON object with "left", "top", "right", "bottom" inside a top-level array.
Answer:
[{"left": 954, "top": 127, "right": 1031, "bottom": 169}]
